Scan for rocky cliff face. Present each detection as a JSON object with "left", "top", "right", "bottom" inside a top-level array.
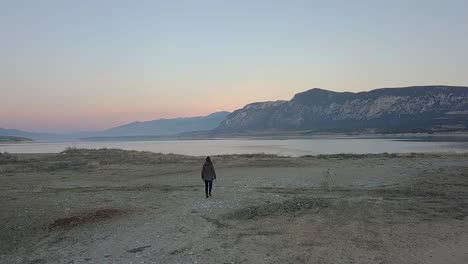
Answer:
[{"left": 216, "top": 86, "right": 468, "bottom": 133}]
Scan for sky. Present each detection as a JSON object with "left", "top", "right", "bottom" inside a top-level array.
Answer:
[{"left": 1, "top": 0, "right": 467, "bottom": 133}]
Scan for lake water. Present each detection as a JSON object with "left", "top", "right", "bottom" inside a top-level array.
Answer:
[{"left": 1, "top": 138, "right": 468, "bottom": 157}]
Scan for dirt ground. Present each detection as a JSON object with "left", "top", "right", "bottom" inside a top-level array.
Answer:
[{"left": 1, "top": 149, "right": 467, "bottom": 264}]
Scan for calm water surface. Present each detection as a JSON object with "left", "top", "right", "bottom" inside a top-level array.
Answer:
[{"left": 1, "top": 139, "right": 468, "bottom": 157}]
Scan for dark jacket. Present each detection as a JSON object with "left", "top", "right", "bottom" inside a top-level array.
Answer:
[{"left": 201, "top": 161, "right": 216, "bottom": 181}]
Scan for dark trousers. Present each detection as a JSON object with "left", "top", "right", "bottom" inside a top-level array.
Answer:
[{"left": 204, "top": 180, "right": 213, "bottom": 195}]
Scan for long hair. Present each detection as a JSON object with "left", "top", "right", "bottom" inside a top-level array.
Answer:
[{"left": 205, "top": 156, "right": 212, "bottom": 163}]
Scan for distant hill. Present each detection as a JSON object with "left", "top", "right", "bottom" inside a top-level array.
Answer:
[
  {"left": 0, "top": 128, "right": 63, "bottom": 141},
  {"left": 96, "top": 111, "right": 231, "bottom": 137},
  {"left": 1, "top": 112, "right": 231, "bottom": 141},
  {"left": 0, "top": 136, "right": 34, "bottom": 143},
  {"left": 215, "top": 86, "right": 468, "bottom": 134}
]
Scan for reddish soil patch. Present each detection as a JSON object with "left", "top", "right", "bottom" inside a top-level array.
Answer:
[
  {"left": 93, "top": 208, "right": 121, "bottom": 219},
  {"left": 49, "top": 208, "right": 123, "bottom": 230}
]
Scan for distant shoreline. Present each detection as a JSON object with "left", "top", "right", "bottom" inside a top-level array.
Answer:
[
  {"left": 9, "top": 148, "right": 468, "bottom": 159},
  {"left": 79, "top": 131, "right": 468, "bottom": 142},
  {"left": 2, "top": 133, "right": 468, "bottom": 156},
  {"left": 0, "top": 136, "right": 34, "bottom": 144}
]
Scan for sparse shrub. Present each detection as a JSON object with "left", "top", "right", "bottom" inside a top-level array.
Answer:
[
  {"left": 319, "top": 168, "right": 337, "bottom": 192},
  {"left": 0, "top": 152, "right": 17, "bottom": 164},
  {"left": 382, "top": 152, "right": 398, "bottom": 158},
  {"left": 61, "top": 147, "right": 78, "bottom": 154}
]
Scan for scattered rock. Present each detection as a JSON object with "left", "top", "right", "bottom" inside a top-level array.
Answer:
[{"left": 127, "top": 245, "right": 151, "bottom": 253}]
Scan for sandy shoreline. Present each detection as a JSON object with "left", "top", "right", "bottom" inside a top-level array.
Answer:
[{"left": 1, "top": 149, "right": 467, "bottom": 263}]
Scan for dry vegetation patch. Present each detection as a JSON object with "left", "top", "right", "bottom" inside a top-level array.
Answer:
[
  {"left": 48, "top": 208, "right": 123, "bottom": 230},
  {"left": 223, "top": 198, "right": 330, "bottom": 221},
  {"left": 59, "top": 148, "right": 201, "bottom": 165},
  {"left": 0, "top": 152, "right": 17, "bottom": 164}
]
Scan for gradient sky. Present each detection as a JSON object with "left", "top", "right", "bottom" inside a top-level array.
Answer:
[{"left": 1, "top": 0, "right": 468, "bottom": 132}]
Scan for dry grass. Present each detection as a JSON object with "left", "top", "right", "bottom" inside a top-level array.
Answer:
[
  {"left": 60, "top": 147, "right": 201, "bottom": 165},
  {"left": 1, "top": 148, "right": 467, "bottom": 175},
  {"left": 301, "top": 152, "right": 468, "bottom": 159}
]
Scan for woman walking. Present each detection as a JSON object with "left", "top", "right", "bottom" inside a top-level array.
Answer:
[{"left": 201, "top": 156, "right": 216, "bottom": 198}]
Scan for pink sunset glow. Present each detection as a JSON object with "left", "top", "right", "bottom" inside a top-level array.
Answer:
[{"left": 2, "top": 1, "right": 467, "bottom": 133}]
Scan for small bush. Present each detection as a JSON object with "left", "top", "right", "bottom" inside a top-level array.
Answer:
[{"left": 0, "top": 152, "right": 17, "bottom": 164}]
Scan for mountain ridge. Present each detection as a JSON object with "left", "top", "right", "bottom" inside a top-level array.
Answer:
[{"left": 215, "top": 86, "right": 468, "bottom": 133}]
